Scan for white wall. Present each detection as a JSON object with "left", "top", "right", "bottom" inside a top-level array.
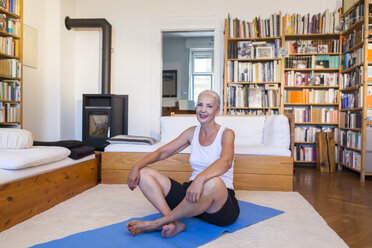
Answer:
[
  {"left": 23, "top": 0, "right": 342, "bottom": 140},
  {"left": 23, "top": 0, "right": 62, "bottom": 140}
]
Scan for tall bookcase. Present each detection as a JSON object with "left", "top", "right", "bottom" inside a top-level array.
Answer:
[
  {"left": 224, "top": 10, "right": 342, "bottom": 165},
  {"left": 0, "top": 0, "right": 22, "bottom": 128},
  {"left": 339, "top": 0, "right": 371, "bottom": 182},
  {"left": 223, "top": 14, "right": 283, "bottom": 116},
  {"left": 283, "top": 32, "right": 341, "bottom": 164}
]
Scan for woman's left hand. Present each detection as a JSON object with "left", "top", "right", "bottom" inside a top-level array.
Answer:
[{"left": 186, "top": 179, "right": 204, "bottom": 203}]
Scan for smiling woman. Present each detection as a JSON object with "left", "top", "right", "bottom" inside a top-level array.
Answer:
[{"left": 162, "top": 31, "right": 215, "bottom": 116}]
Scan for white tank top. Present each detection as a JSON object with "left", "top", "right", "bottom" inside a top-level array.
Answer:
[{"left": 189, "top": 125, "right": 234, "bottom": 189}]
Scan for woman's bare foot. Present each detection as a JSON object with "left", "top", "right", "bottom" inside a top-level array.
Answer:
[
  {"left": 126, "top": 220, "right": 161, "bottom": 236},
  {"left": 161, "top": 221, "right": 186, "bottom": 238}
]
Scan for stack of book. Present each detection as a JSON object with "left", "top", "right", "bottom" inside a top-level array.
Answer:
[
  {"left": 342, "top": 48, "right": 364, "bottom": 70},
  {"left": 341, "top": 88, "right": 364, "bottom": 109},
  {"left": 285, "top": 72, "right": 338, "bottom": 86},
  {"left": 294, "top": 144, "right": 316, "bottom": 161},
  {"left": 0, "top": 80, "right": 20, "bottom": 101},
  {"left": 286, "top": 39, "right": 339, "bottom": 54},
  {"left": 283, "top": 9, "right": 341, "bottom": 35},
  {"left": 339, "top": 148, "right": 361, "bottom": 169},
  {"left": 285, "top": 55, "right": 339, "bottom": 69},
  {"left": 341, "top": 67, "right": 363, "bottom": 89},
  {"left": 340, "top": 112, "right": 363, "bottom": 128},
  {"left": 227, "top": 85, "right": 280, "bottom": 108},
  {"left": 227, "top": 13, "right": 282, "bottom": 38},
  {"left": 227, "top": 60, "right": 281, "bottom": 82},
  {"left": 0, "top": 102, "right": 19, "bottom": 122},
  {"left": 228, "top": 40, "right": 281, "bottom": 59},
  {"left": 341, "top": 130, "right": 362, "bottom": 149}
]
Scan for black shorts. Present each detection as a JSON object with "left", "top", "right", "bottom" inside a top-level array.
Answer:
[{"left": 165, "top": 178, "right": 240, "bottom": 226}]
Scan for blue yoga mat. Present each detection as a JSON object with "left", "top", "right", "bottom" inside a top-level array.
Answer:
[{"left": 30, "top": 201, "right": 284, "bottom": 248}]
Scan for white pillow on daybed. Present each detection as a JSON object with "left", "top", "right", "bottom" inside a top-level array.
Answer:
[
  {"left": 0, "top": 128, "right": 33, "bottom": 149},
  {"left": 0, "top": 146, "right": 71, "bottom": 169}
]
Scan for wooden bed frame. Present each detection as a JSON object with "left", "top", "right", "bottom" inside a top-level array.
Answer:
[
  {"left": 0, "top": 158, "right": 98, "bottom": 232},
  {"left": 102, "top": 153, "right": 293, "bottom": 191}
]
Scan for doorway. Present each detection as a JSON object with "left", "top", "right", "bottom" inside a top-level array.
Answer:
[{"left": 161, "top": 31, "right": 214, "bottom": 116}]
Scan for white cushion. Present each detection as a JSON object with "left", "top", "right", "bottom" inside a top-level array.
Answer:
[
  {"left": 235, "top": 144, "right": 291, "bottom": 157},
  {"left": 263, "top": 115, "right": 290, "bottom": 149},
  {"left": 160, "top": 117, "right": 198, "bottom": 143},
  {"left": 215, "top": 116, "right": 266, "bottom": 145},
  {"left": 0, "top": 128, "right": 33, "bottom": 149},
  {"left": 0, "top": 146, "right": 71, "bottom": 169}
]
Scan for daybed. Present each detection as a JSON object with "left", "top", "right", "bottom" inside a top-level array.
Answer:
[
  {"left": 102, "top": 114, "right": 294, "bottom": 191},
  {"left": 0, "top": 129, "right": 98, "bottom": 231}
]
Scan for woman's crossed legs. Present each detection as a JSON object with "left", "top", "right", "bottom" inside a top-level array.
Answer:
[{"left": 126, "top": 167, "right": 229, "bottom": 238}]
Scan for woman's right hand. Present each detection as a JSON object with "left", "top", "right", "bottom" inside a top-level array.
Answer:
[{"left": 127, "top": 165, "right": 140, "bottom": 191}]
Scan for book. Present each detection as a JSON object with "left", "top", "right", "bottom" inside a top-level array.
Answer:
[{"left": 237, "top": 41, "right": 252, "bottom": 59}]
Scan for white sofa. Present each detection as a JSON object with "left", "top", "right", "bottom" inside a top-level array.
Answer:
[
  {"left": 105, "top": 115, "right": 291, "bottom": 157},
  {"left": 102, "top": 115, "right": 294, "bottom": 191}
]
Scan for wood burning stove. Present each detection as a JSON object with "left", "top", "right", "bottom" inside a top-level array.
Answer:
[{"left": 83, "top": 94, "right": 128, "bottom": 150}]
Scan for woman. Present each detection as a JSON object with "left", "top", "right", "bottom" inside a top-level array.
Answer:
[{"left": 126, "top": 90, "right": 239, "bottom": 238}]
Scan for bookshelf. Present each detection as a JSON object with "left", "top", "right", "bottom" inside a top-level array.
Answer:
[
  {"left": 223, "top": 14, "right": 283, "bottom": 116},
  {"left": 339, "top": 0, "right": 371, "bottom": 182},
  {"left": 224, "top": 9, "right": 343, "bottom": 165},
  {"left": 0, "top": 0, "right": 22, "bottom": 128}
]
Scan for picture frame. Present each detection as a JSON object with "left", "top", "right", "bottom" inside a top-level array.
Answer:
[
  {"left": 237, "top": 41, "right": 252, "bottom": 59},
  {"left": 162, "top": 70, "right": 177, "bottom": 98},
  {"left": 256, "top": 46, "right": 273, "bottom": 59},
  {"left": 317, "top": 44, "right": 328, "bottom": 53}
]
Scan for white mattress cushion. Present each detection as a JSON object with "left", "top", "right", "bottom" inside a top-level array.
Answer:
[
  {"left": 160, "top": 116, "right": 266, "bottom": 145},
  {"left": 160, "top": 116, "right": 199, "bottom": 143},
  {"left": 215, "top": 116, "right": 266, "bottom": 145},
  {"left": 235, "top": 144, "right": 291, "bottom": 157},
  {"left": 0, "top": 146, "right": 71, "bottom": 169},
  {"left": 263, "top": 115, "right": 290, "bottom": 150},
  {"left": 0, "top": 128, "right": 33, "bottom": 149}
]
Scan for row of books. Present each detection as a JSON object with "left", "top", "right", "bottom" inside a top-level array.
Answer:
[
  {"left": 285, "top": 72, "right": 338, "bottom": 87},
  {"left": 341, "top": 1, "right": 365, "bottom": 32},
  {"left": 294, "top": 126, "right": 337, "bottom": 143},
  {"left": 226, "top": 60, "right": 281, "bottom": 83},
  {"left": 341, "top": 29, "right": 363, "bottom": 53},
  {"left": 342, "top": 48, "right": 364, "bottom": 70},
  {"left": 341, "top": 67, "right": 363, "bottom": 89},
  {"left": 294, "top": 144, "right": 316, "bottom": 162},
  {"left": 340, "top": 111, "right": 362, "bottom": 129},
  {"left": 228, "top": 40, "right": 281, "bottom": 59},
  {"left": 226, "top": 109, "right": 279, "bottom": 115},
  {"left": 341, "top": 130, "right": 362, "bottom": 149},
  {"left": 0, "top": 101, "right": 19, "bottom": 122},
  {"left": 285, "top": 39, "right": 340, "bottom": 54},
  {"left": 0, "top": 80, "right": 19, "bottom": 101},
  {"left": 285, "top": 89, "right": 338, "bottom": 104},
  {"left": 285, "top": 55, "right": 340, "bottom": 69},
  {"left": 0, "top": 58, "right": 20, "bottom": 78},
  {"left": 227, "top": 85, "right": 280, "bottom": 108},
  {"left": 0, "top": 0, "right": 21, "bottom": 15},
  {"left": 341, "top": 88, "right": 363, "bottom": 109},
  {"left": 292, "top": 107, "right": 338, "bottom": 123},
  {"left": 227, "top": 13, "right": 282, "bottom": 38},
  {"left": 0, "top": 36, "right": 18, "bottom": 56},
  {"left": 283, "top": 9, "right": 341, "bottom": 35},
  {"left": 339, "top": 148, "right": 361, "bottom": 170}
]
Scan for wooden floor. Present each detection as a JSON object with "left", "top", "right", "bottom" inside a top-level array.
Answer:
[{"left": 294, "top": 166, "right": 372, "bottom": 248}]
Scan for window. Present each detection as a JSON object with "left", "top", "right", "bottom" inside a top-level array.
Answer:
[{"left": 189, "top": 50, "right": 213, "bottom": 101}]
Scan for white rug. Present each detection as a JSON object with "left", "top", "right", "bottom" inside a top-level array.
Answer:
[{"left": 0, "top": 184, "right": 348, "bottom": 248}]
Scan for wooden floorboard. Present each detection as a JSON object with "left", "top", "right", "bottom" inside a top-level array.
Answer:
[{"left": 293, "top": 166, "right": 372, "bottom": 248}]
